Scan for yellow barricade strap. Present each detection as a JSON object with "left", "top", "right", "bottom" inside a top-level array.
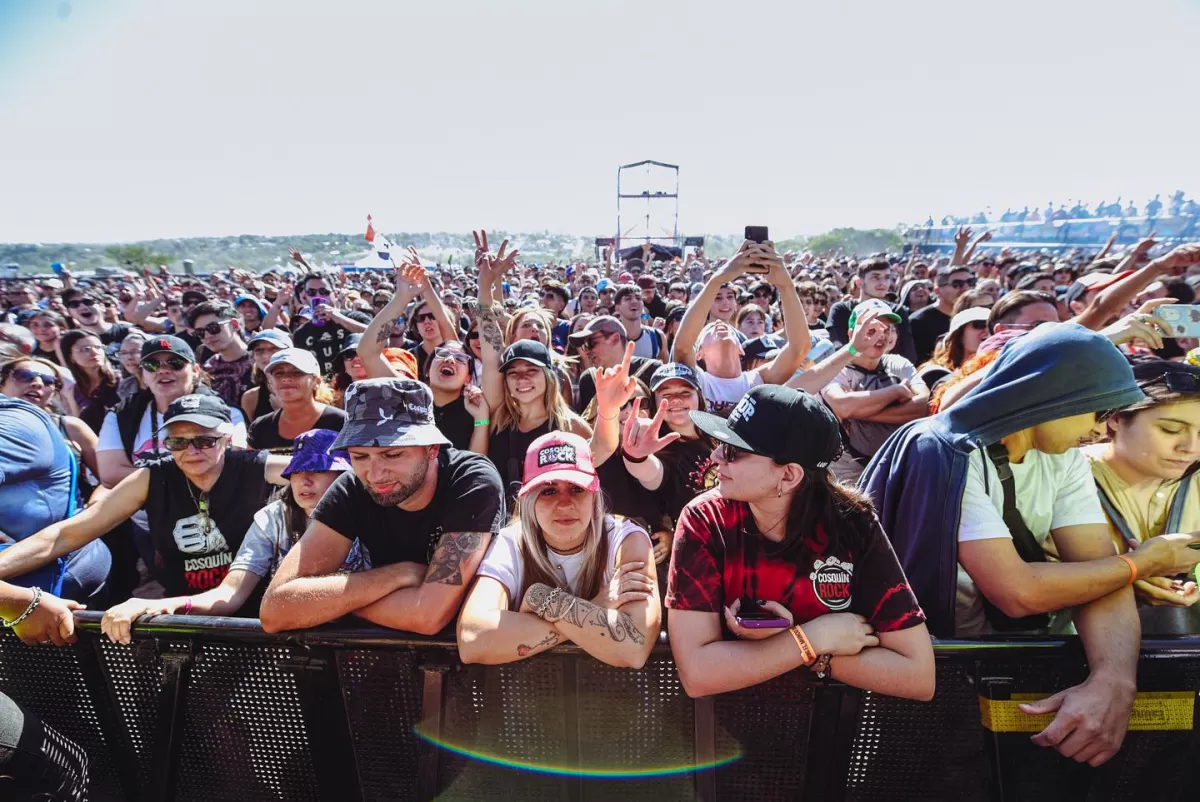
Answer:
[{"left": 979, "top": 691, "right": 1195, "bottom": 733}]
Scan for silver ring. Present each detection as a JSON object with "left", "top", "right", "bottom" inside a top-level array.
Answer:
[{"left": 38, "top": 640, "right": 53, "bottom": 646}]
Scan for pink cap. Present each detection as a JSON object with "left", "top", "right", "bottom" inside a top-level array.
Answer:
[{"left": 519, "top": 431, "right": 600, "bottom": 496}]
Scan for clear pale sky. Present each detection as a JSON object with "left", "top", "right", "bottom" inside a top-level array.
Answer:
[{"left": 2, "top": 0, "right": 1198, "bottom": 244}]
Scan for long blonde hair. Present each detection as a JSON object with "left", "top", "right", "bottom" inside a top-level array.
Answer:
[
  {"left": 515, "top": 489, "right": 612, "bottom": 602},
  {"left": 492, "top": 362, "right": 577, "bottom": 434}
]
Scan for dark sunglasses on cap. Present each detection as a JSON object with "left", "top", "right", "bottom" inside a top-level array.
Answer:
[
  {"left": 434, "top": 348, "right": 471, "bottom": 365},
  {"left": 163, "top": 435, "right": 223, "bottom": 452},
  {"left": 1139, "top": 370, "right": 1200, "bottom": 394},
  {"left": 142, "top": 355, "right": 190, "bottom": 372},
  {"left": 65, "top": 298, "right": 96, "bottom": 309},
  {"left": 9, "top": 367, "right": 62, "bottom": 389}
]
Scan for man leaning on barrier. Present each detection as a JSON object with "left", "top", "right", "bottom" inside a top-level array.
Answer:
[
  {"left": 259, "top": 378, "right": 505, "bottom": 635},
  {"left": 862, "top": 324, "right": 1200, "bottom": 767}
]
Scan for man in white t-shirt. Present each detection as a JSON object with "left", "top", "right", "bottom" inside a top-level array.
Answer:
[{"left": 671, "top": 241, "right": 809, "bottom": 416}]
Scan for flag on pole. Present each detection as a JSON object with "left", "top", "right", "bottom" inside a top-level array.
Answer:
[{"left": 365, "top": 214, "right": 376, "bottom": 244}]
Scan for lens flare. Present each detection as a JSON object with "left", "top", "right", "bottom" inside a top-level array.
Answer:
[{"left": 414, "top": 724, "right": 741, "bottom": 778}]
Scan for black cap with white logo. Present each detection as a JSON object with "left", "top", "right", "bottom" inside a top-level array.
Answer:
[{"left": 690, "top": 384, "right": 842, "bottom": 470}]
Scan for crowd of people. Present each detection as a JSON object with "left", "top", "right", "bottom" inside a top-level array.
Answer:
[
  {"left": 930, "top": 189, "right": 1199, "bottom": 227},
  {"left": 5, "top": 226, "right": 1200, "bottom": 777}
]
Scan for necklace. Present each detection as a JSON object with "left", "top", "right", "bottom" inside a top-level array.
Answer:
[{"left": 185, "top": 479, "right": 213, "bottom": 536}]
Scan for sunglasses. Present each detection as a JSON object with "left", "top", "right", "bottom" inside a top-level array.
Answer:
[
  {"left": 163, "top": 435, "right": 223, "bottom": 452},
  {"left": 415, "top": 312, "right": 437, "bottom": 323},
  {"left": 578, "top": 335, "right": 605, "bottom": 352},
  {"left": 940, "top": 278, "right": 977, "bottom": 290},
  {"left": 373, "top": 298, "right": 390, "bottom": 307},
  {"left": 434, "top": 348, "right": 471, "bottom": 365},
  {"left": 718, "top": 443, "right": 751, "bottom": 463},
  {"left": 466, "top": 331, "right": 480, "bottom": 341},
  {"left": 65, "top": 298, "right": 96, "bottom": 309},
  {"left": 9, "top": 367, "right": 62, "bottom": 388},
  {"left": 198, "top": 321, "right": 227, "bottom": 336},
  {"left": 967, "top": 320, "right": 988, "bottom": 331},
  {"left": 1139, "top": 370, "right": 1200, "bottom": 394},
  {"left": 142, "top": 355, "right": 190, "bottom": 372}
]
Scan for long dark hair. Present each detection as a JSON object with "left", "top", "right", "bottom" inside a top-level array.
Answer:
[
  {"left": 773, "top": 469, "right": 875, "bottom": 560},
  {"left": 59, "top": 329, "right": 118, "bottom": 400}
]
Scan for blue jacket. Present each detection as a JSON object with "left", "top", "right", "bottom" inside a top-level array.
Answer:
[{"left": 859, "top": 324, "right": 1144, "bottom": 637}]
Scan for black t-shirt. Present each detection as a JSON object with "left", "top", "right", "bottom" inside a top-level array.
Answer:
[
  {"left": 293, "top": 321, "right": 350, "bottom": 376},
  {"left": 247, "top": 406, "right": 347, "bottom": 455},
  {"left": 488, "top": 421, "right": 552, "bottom": 509},
  {"left": 826, "top": 299, "right": 918, "bottom": 364},
  {"left": 656, "top": 434, "right": 720, "bottom": 524},
  {"left": 574, "top": 357, "right": 662, "bottom": 414},
  {"left": 645, "top": 295, "right": 668, "bottom": 321},
  {"left": 435, "top": 395, "right": 475, "bottom": 452},
  {"left": 312, "top": 448, "right": 505, "bottom": 567},
  {"left": 598, "top": 457, "right": 665, "bottom": 530},
  {"left": 96, "top": 322, "right": 133, "bottom": 347},
  {"left": 32, "top": 346, "right": 61, "bottom": 366},
  {"left": 144, "top": 449, "right": 272, "bottom": 599},
  {"left": 909, "top": 305, "right": 951, "bottom": 365}
]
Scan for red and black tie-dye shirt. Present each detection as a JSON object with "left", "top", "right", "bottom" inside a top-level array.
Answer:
[{"left": 666, "top": 490, "right": 925, "bottom": 634}]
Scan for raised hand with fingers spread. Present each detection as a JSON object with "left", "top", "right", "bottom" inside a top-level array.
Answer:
[{"left": 621, "top": 399, "right": 681, "bottom": 462}]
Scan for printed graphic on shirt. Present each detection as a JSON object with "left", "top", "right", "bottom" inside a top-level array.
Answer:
[
  {"left": 132, "top": 437, "right": 173, "bottom": 468},
  {"left": 687, "top": 458, "right": 719, "bottom": 495},
  {"left": 810, "top": 556, "right": 853, "bottom": 611},
  {"left": 172, "top": 514, "right": 233, "bottom": 590}
]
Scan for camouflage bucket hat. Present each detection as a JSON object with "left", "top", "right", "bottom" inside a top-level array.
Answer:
[{"left": 328, "top": 378, "right": 451, "bottom": 452}]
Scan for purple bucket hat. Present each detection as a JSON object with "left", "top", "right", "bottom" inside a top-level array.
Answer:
[{"left": 282, "top": 428, "right": 351, "bottom": 477}]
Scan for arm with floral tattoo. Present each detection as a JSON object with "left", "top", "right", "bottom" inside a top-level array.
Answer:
[
  {"left": 477, "top": 304, "right": 506, "bottom": 412},
  {"left": 352, "top": 531, "right": 491, "bottom": 635}
]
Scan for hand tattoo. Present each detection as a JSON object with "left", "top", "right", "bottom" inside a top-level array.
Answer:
[
  {"left": 424, "top": 532, "right": 487, "bottom": 585},
  {"left": 526, "top": 583, "right": 645, "bottom": 645},
  {"left": 517, "top": 629, "right": 560, "bottom": 657},
  {"left": 374, "top": 319, "right": 396, "bottom": 344}
]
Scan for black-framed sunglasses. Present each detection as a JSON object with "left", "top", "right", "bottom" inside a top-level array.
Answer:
[
  {"left": 163, "top": 435, "right": 223, "bottom": 452},
  {"left": 941, "top": 278, "right": 977, "bottom": 290},
  {"left": 373, "top": 298, "right": 390, "bottom": 307},
  {"left": 142, "top": 355, "right": 190, "bottom": 373},
  {"left": 433, "top": 348, "right": 471, "bottom": 365},
  {"left": 718, "top": 443, "right": 751, "bottom": 463},
  {"left": 466, "top": 331, "right": 480, "bottom": 341},
  {"left": 198, "top": 321, "right": 227, "bottom": 336},
  {"left": 1139, "top": 370, "right": 1200, "bottom": 394},
  {"left": 579, "top": 335, "right": 605, "bottom": 352},
  {"left": 967, "top": 320, "right": 988, "bottom": 331},
  {"left": 9, "top": 367, "right": 62, "bottom": 389},
  {"left": 414, "top": 312, "right": 437, "bottom": 323},
  {"left": 65, "top": 298, "right": 96, "bottom": 309}
]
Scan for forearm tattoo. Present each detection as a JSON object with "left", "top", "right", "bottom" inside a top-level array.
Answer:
[
  {"left": 525, "top": 583, "right": 645, "bottom": 645},
  {"left": 517, "top": 629, "right": 560, "bottom": 657},
  {"left": 478, "top": 305, "right": 504, "bottom": 353},
  {"left": 374, "top": 318, "right": 397, "bottom": 344},
  {"left": 424, "top": 532, "right": 487, "bottom": 585}
]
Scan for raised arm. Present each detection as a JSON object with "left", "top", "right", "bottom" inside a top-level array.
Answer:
[
  {"left": 261, "top": 281, "right": 294, "bottom": 331},
  {"left": 360, "top": 264, "right": 425, "bottom": 378},
  {"left": 755, "top": 244, "right": 810, "bottom": 385},
  {"left": 672, "top": 243, "right": 751, "bottom": 368},
  {"left": 962, "top": 230, "right": 991, "bottom": 265},
  {"left": 589, "top": 343, "right": 636, "bottom": 466},
  {"left": 949, "top": 226, "right": 972, "bottom": 267}
]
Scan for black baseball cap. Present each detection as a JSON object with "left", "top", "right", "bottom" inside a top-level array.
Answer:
[
  {"left": 141, "top": 335, "right": 196, "bottom": 363},
  {"left": 650, "top": 362, "right": 700, "bottom": 392},
  {"left": 340, "top": 332, "right": 363, "bottom": 357},
  {"left": 690, "top": 385, "right": 842, "bottom": 470},
  {"left": 159, "top": 394, "right": 233, "bottom": 432},
  {"left": 181, "top": 290, "right": 208, "bottom": 306},
  {"left": 500, "top": 339, "right": 554, "bottom": 372}
]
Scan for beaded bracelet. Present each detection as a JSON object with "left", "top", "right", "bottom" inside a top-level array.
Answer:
[{"left": 3, "top": 587, "right": 43, "bottom": 629}]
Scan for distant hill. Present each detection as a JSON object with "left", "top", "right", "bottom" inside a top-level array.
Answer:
[{"left": 0, "top": 231, "right": 751, "bottom": 276}]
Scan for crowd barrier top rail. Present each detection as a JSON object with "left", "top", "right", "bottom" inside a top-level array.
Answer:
[{"left": 69, "top": 610, "right": 1200, "bottom": 656}]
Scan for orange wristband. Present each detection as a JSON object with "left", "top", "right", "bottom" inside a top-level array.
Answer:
[
  {"left": 1117, "top": 554, "right": 1137, "bottom": 586},
  {"left": 789, "top": 625, "right": 817, "bottom": 666}
]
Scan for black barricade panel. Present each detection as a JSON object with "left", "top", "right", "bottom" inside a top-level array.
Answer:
[
  {"left": 846, "top": 662, "right": 988, "bottom": 802},
  {"left": 0, "top": 632, "right": 124, "bottom": 801},
  {"left": 174, "top": 641, "right": 320, "bottom": 802},
  {"left": 437, "top": 655, "right": 571, "bottom": 800},
  {"left": 97, "top": 637, "right": 167, "bottom": 790},
  {"left": 337, "top": 648, "right": 423, "bottom": 802},
  {"left": 713, "top": 667, "right": 815, "bottom": 801}
]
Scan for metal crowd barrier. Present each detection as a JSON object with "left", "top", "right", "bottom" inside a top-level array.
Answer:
[{"left": 0, "top": 613, "right": 1197, "bottom": 801}]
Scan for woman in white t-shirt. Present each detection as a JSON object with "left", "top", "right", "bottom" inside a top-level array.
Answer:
[{"left": 458, "top": 431, "right": 659, "bottom": 667}]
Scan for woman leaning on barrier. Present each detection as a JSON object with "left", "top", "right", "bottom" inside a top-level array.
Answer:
[
  {"left": 1085, "top": 359, "right": 1200, "bottom": 633},
  {"left": 100, "top": 429, "right": 365, "bottom": 643},
  {"left": 457, "top": 431, "right": 660, "bottom": 668},
  {"left": 666, "top": 384, "right": 936, "bottom": 702}
]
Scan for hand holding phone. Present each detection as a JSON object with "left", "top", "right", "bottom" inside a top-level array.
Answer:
[
  {"left": 1153, "top": 305, "right": 1200, "bottom": 337},
  {"left": 732, "top": 598, "right": 791, "bottom": 629}
]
